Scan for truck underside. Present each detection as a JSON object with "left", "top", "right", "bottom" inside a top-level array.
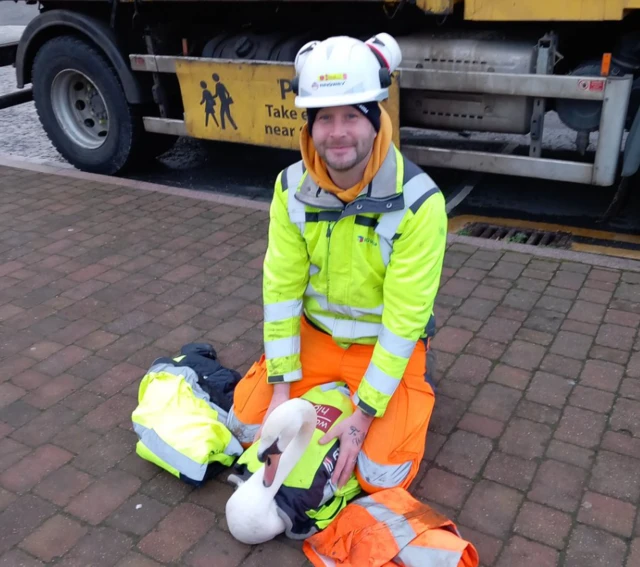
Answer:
[{"left": 9, "top": 1, "right": 640, "bottom": 205}]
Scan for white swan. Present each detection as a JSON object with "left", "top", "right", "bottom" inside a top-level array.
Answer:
[{"left": 225, "top": 397, "right": 318, "bottom": 545}]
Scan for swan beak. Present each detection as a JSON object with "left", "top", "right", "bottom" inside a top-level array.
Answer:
[{"left": 263, "top": 454, "right": 281, "bottom": 488}]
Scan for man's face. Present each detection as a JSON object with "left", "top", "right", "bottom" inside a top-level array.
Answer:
[{"left": 311, "top": 105, "right": 376, "bottom": 172}]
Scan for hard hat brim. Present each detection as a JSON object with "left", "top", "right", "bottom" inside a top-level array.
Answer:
[{"left": 294, "top": 89, "right": 388, "bottom": 109}]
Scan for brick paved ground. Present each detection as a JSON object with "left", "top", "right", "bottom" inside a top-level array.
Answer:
[{"left": 0, "top": 164, "right": 638, "bottom": 566}]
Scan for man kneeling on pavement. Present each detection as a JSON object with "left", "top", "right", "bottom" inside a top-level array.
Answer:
[{"left": 227, "top": 32, "right": 448, "bottom": 494}]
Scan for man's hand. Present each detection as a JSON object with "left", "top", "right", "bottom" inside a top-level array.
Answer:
[
  {"left": 254, "top": 383, "right": 290, "bottom": 442},
  {"left": 319, "top": 408, "right": 374, "bottom": 489}
]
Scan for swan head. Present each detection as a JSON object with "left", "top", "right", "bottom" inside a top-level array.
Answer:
[{"left": 256, "top": 398, "right": 317, "bottom": 488}]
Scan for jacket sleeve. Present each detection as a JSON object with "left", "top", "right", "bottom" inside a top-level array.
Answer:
[
  {"left": 262, "top": 171, "right": 310, "bottom": 384},
  {"left": 354, "top": 188, "right": 447, "bottom": 417}
]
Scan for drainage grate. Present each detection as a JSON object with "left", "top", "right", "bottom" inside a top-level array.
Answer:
[{"left": 458, "top": 222, "right": 573, "bottom": 248}]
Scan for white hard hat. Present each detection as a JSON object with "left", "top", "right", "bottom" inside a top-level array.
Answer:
[{"left": 293, "top": 33, "right": 402, "bottom": 109}]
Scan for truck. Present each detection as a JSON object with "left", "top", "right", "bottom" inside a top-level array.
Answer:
[{"left": 4, "top": 0, "right": 640, "bottom": 215}]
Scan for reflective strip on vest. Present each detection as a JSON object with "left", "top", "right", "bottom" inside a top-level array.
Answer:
[
  {"left": 305, "top": 282, "right": 383, "bottom": 318},
  {"left": 265, "top": 335, "right": 300, "bottom": 359},
  {"left": 133, "top": 422, "right": 208, "bottom": 481},
  {"left": 226, "top": 406, "right": 260, "bottom": 444},
  {"left": 311, "top": 312, "right": 382, "bottom": 340},
  {"left": 356, "top": 451, "right": 412, "bottom": 489},
  {"left": 354, "top": 497, "right": 462, "bottom": 567},
  {"left": 379, "top": 325, "right": 416, "bottom": 359},
  {"left": 286, "top": 163, "right": 307, "bottom": 234},
  {"left": 264, "top": 298, "right": 303, "bottom": 323},
  {"left": 395, "top": 546, "right": 462, "bottom": 567}
]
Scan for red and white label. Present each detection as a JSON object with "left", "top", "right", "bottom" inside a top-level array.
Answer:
[
  {"left": 578, "top": 79, "right": 605, "bottom": 92},
  {"left": 314, "top": 404, "right": 343, "bottom": 432}
]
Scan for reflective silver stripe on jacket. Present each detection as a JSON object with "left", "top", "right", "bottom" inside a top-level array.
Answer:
[
  {"left": 264, "top": 335, "right": 300, "bottom": 359},
  {"left": 285, "top": 162, "right": 307, "bottom": 233},
  {"left": 355, "top": 496, "right": 462, "bottom": 567},
  {"left": 305, "top": 282, "right": 383, "bottom": 318},
  {"left": 356, "top": 452, "right": 412, "bottom": 489},
  {"left": 379, "top": 325, "right": 416, "bottom": 359},
  {"left": 133, "top": 422, "right": 209, "bottom": 481},
  {"left": 226, "top": 406, "right": 260, "bottom": 444},
  {"left": 311, "top": 312, "right": 382, "bottom": 340},
  {"left": 362, "top": 362, "right": 401, "bottom": 396},
  {"left": 264, "top": 298, "right": 303, "bottom": 323}
]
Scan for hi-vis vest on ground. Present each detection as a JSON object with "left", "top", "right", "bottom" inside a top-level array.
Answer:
[
  {"left": 303, "top": 486, "right": 480, "bottom": 567},
  {"left": 232, "top": 382, "right": 362, "bottom": 539},
  {"left": 262, "top": 143, "right": 447, "bottom": 419},
  {"left": 131, "top": 359, "right": 243, "bottom": 486}
]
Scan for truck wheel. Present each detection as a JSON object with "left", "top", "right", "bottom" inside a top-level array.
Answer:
[{"left": 32, "top": 35, "right": 148, "bottom": 175}]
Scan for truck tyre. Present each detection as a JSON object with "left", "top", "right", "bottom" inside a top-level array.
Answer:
[{"left": 31, "top": 35, "right": 157, "bottom": 175}]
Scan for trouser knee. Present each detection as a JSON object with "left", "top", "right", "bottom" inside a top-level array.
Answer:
[{"left": 355, "top": 452, "right": 417, "bottom": 493}]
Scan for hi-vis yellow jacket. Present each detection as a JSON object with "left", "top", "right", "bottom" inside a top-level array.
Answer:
[{"left": 263, "top": 144, "right": 447, "bottom": 418}]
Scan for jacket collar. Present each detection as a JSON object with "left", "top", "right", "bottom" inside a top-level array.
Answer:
[{"left": 294, "top": 145, "right": 405, "bottom": 215}]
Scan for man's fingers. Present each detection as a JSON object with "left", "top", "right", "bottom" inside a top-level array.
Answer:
[
  {"left": 319, "top": 426, "right": 340, "bottom": 445},
  {"left": 338, "top": 454, "right": 358, "bottom": 488}
]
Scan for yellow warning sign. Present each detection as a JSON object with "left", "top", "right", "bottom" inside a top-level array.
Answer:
[{"left": 175, "top": 59, "right": 400, "bottom": 150}]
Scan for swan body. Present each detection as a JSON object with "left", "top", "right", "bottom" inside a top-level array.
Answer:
[{"left": 225, "top": 398, "right": 319, "bottom": 545}]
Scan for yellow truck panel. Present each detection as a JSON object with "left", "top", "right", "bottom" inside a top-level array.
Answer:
[
  {"left": 464, "top": 0, "right": 639, "bottom": 21},
  {"left": 175, "top": 59, "right": 400, "bottom": 150}
]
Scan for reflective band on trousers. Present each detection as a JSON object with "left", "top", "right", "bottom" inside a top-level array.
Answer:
[
  {"left": 133, "top": 422, "right": 208, "bottom": 481},
  {"left": 265, "top": 335, "right": 300, "bottom": 359},
  {"left": 356, "top": 451, "right": 412, "bottom": 489},
  {"left": 379, "top": 326, "right": 416, "bottom": 359},
  {"left": 305, "top": 282, "right": 383, "bottom": 318},
  {"left": 311, "top": 313, "right": 382, "bottom": 340},
  {"left": 356, "top": 498, "right": 462, "bottom": 567},
  {"left": 264, "top": 299, "right": 303, "bottom": 323}
]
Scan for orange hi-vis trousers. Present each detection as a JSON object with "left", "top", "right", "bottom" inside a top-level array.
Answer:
[{"left": 229, "top": 315, "right": 436, "bottom": 493}]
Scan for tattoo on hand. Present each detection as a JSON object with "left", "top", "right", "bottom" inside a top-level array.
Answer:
[{"left": 348, "top": 425, "right": 364, "bottom": 447}]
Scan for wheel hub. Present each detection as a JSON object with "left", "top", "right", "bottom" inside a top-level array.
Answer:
[{"left": 51, "top": 70, "right": 109, "bottom": 150}]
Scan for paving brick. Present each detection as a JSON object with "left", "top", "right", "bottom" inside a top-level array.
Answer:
[
  {"left": 472, "top": 283, "right": 507, "bottom": 302},
  {"left": 416, "top": 467, "right": 474, "bottom": 510},
  {"left": 0, "top": 549, "right": 45, "bottom": 566},
  {"left": 429, "top": 395, "right": 467, "bottom": 435},
  {"left": 52, "top": 423, "right": 101, "bottom": 455},
  {"left": 620, "top": 378, "right": 640, "bottom": 401},
  {"left": 61, "top": 526, "right": 133, "bottom": 567},
  {"left": 495, "top": 535, "right": 559, "bottom": 567},
  {"left": 478, "top": 317, "right": 522, "bottom": 344},
  {"left": 33, "top": 465, "right": 93, "bottom": 506},
  {"left": 106, "top": 494, "right": 170, "bottom": 537},
  {"left": 10, "top": 369, "right": 50, "bottom": 391},
  {"left": 137, "top": 503, "right": 214, "bottom": 563},
  {"left": 589, "top": 344, "right": 631, "bottom": 365},
  {"left": 483, "top": 452, "right": 538, "bottom": 491},
  {"left": 565, "top": 524, "right": 627, "bottom": 567},
  {"left": 578, "top": 491, "right": 636, "bottom": 537},
  {"left": 580, "top": 359, "right": 624, "bottom": 392},
  {"left": 528, "top": 459, "right": 587, "bottom": 512},
  {"left": 601, "top": 430, "right": 640, "bottom": 460},
  {"left": 604, "top": 308, "right": 640, "bottom": 328},
  {"left": 438, "top": 380, "right": 477, "bottom": 402},
  {"left": 11, "top": 404, "right": 81, "bottom": 447},
  {"left": 76, "top": 329, "right": 120, "bottom": 351},
  {"left": 33, "top": 345, "right": 91, "bottom": 377},
  {"left": 590, "top": 450, "right": 640, "bottom": 502},
  {"left": 628, "top": 539, "right": 640, "bottom": 567},
  {"left": 502, "top": 340, "right": 546, "bottom": 370},
  {"left": 499, "top": 417, "right": 552, "bottom": 459},
  {"left": 66, "top": 469, "right": 142, "bottom": 525},
  {"left": 443, "top": 277, "right": 478, "bottom": 298},
  {"left": 22, "top": 374, "right": 85, "bottom": 409},
  {"left": 0, "top": 488, "right": 15, "bottom": 513},
  {"left": 610, "top": 398, "right": 640, "bottom": 438},
  {"left": 489, "top": 261, "right": 525, "bottom": 280},
  {"left": 185, "top": 528, "right": 252, "bottom": 567},
  {"left": 545, "top": 439, "right": 594, "bottom": 470},
  {"left": 115, "top": 553, "right": 163, "bottom": 567},
  {"left": 445, "top": 354, "right": 492, "bottom": 386},
  {"left": 487, "top": 364, "right": 532, "bottom": 390},
  {"left": 515, "top": 327, "right": 554, "bottom": 346},
  {"left": 19, "top": 514, "right": 87, "bottom": 562},
  {"left": 456, "top": 297, "right": 499, "bottom": 321},
  {"left": 72, "top": 427, "right": 135, "bottom": 476},
  {"left": 0, "top": 438, "right": 30, "bottom": 472},
  {"left": 435, "top": 430, "right": 493, "bottom": 479},
  {"left": 85, "top": 363, "right": 144, "bottom": 398},
  {"left": 536, "top": 294, "right": 573, "bottom": 313},
  {"left": 458, "top": 480, "right": 523, "bottom": 538},
  {"left": 503, "top": 289, "right": 541, "bottom": 311},
  {"left": 550, "top": 331, "right": 593, "bottom": 360},
  {"left": 494, "top": 305, "right": 529, "bottom": 322},
  {"left": 569, "top": 385, "right": 615, "bottom": 413},
  {"left": 81, "top": 393, "right": 138, "bottom": 433},
  {"left": 446, "top": 315, "right": 483, "bottom": 332},
  {"left": 0, "top": 443, "right": 73, "bottom": 493},
  {"left": 551, "top": 270, "right": 586, "bottom": 290},
  {"left": 141, "top": 470, "right": 195, "bottom": 505},
  {"left": 24, "top": 340, "right": 64, "bottom": 361},
  {"left": 514, "top": 502, "right": 572, "bottom": 550},
  {"left": 470, "top": 383, "right": 522, "bottom": 421},
  {"left": 567, "top": 300, "right": 606, "bottom": 324},
  {"left": 0, "top": 494, "right": 57, "bottom": 555},
  {"left": 0, "top": 382, "right": 25, "bottom": 408},
  {"left": 596, "top": 323, "right": 636, "bottom": 351},
  {"left": 554, "top": 406, "right": 606, "bottom": 449},
  {"left": 456, "top": 524, "right": 503, "bottom": 566},
  {"left": 538, "top": 354, "right": 582, "bottom": 380},
  {"left": 561, "top": 318, "right": 600, "bottom": 337},
  {"left": 457, "top": 413, "right": 505, "bottom": 439},
  {"left": 526, "top": 371, "right": 574, "bottom": 408}
]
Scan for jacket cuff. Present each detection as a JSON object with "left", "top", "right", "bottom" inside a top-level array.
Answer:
[{"left": 267, "top": 368, "right": 303, "bottom": 384}]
